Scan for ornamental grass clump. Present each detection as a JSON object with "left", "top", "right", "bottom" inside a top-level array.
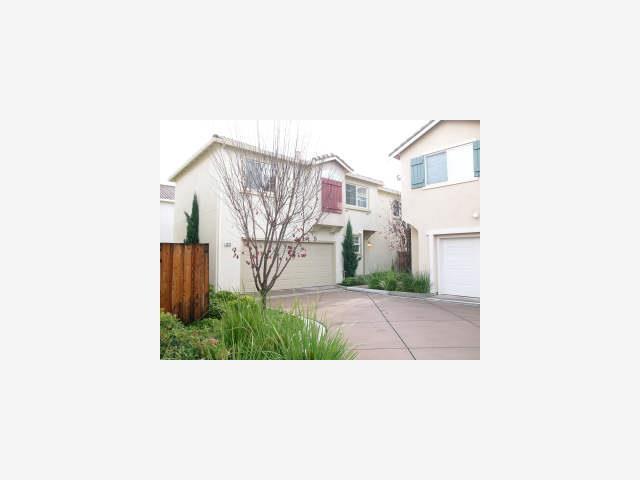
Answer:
[
  {"left": 362, "top": 270, "right": 431, "bottom": 293},
  {"left": 216, "top": 301, "right": 355, "bottom": 360},
  {"left": 161, "top": 294, "right": 356, "bottom": 360}
]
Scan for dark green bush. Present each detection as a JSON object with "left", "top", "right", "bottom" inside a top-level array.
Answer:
[{"left": 160, "top": 310, "right": 223, "bottom": 360}]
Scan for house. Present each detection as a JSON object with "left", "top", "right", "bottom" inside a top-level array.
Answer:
[
  {"left": 169, "top": 135, "right": 400, "bottom": 292},
  {"left": 390, "top": 120, "right": 480, "bottom": 298},
  {"left": 160, "top": 183, "right": 175, "bottom": 242}
]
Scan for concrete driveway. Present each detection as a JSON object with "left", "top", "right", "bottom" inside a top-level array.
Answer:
[{"left": 269, "top": 287, "right": 480, "bottom": 360}]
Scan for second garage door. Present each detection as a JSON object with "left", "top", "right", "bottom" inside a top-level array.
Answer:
[
  {"left": 438, "top": 236, "right": 480, "bottom": 297},
  {"left": 240, "top": 242, "right": 335, "bottom": 293}
]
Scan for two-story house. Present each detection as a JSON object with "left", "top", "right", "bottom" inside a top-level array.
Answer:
[
  {"left": 169, "top": 135, "right": 400, "bottom": 292},
  {"left": 390, "top": 120, "right": 480, "bottom": 298}
]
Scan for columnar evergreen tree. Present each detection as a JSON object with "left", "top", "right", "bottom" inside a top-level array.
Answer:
[
  {"left": 184, "top": 193, "right": 199, "bottom": 244},
  {"left": 342, "top": 220, "right": 360, "bottom": 277}
]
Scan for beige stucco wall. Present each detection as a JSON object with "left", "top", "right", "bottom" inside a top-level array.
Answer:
[
  {"left": 397, "top": 120, "right": 480, "bottom": 288},
  {"left": 173, "top": 147, "right": 400, "bottom": 291},
  {"left": 172, "top": 144, "right": 220, "bottom": 288},
  {"left": 345, "top": 188, "right": 399, "bottom": 275},
  {"left": 160, "top": 201, "right": 174, "bottom": 242}
]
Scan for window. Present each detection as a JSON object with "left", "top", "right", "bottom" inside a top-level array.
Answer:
[
  {"left": 353, "top": 234, "right": 361, "bottom": 254},
  {"left": 391, "top": 199, "right": 401, "bottom": 217},
  {"left": 246, "top": 159, "right": 275, "bottom": 192},
  {"left": 426, "top": 152, "right": 448, "bottom": 184},
  {"left": 411, "top": 142, "right": 477, "bottom": 189},
  {"left": 357, "top": 186, "right": 368, "bottom": 208},
  {"left": 346, "top": 183, "right": 368, "bottom": 209},
  {"left": 346, "top": 184, "right": 356, "bottom": 205}
]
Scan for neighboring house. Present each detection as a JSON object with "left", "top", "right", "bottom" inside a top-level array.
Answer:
[
  {"left": 160, "top": 184, "right": 175, "bottom": 242},
  {"left": 390, "top": 120, "right": 480, "bottom": 297},
  {"left": 169, "top": 135, "right": 400, "bottom": 292}
]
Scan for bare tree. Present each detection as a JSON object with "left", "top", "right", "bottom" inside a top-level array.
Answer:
[
  {"left": 383, "top": 199, "right": 411, "bottom": 271},
  {"left": 211, "top": 122, "right": 326, "bottom": 307}
]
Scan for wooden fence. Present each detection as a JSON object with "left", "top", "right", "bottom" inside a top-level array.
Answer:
[{"left": 160, "top": 243, "right": 209, "bottom": 324}]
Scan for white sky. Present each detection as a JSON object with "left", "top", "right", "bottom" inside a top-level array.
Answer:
[{"left": 160, "top": 120, "right": 427, "bottom": 189}]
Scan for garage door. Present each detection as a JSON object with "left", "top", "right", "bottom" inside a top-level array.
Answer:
[
  {"left": 240, "top": 242, "right": 335, "bottom": 293},
  {"left": 438, "top": 236, "right": 480, "bottom": 297}
]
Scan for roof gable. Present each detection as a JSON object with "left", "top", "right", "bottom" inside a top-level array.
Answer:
[
  {"left": 312, "top": 153, "right": 354, "bottom": 172},
  {"left": 389, "top": 120, "right": 441, "bottom": 159}
]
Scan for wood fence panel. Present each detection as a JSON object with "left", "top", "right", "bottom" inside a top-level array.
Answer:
[
  {"left": 160, "top": 244, "right": 173, "bottom": 312},
  {"left": 203, "top": 245, "right": 209, "bottom": 315},
  {"left": 160, "top": 243, "right": 209, "bottom": 324},
  {"left": 171, "top": 245, "right": 184, "bottom": 319},
  {"left": 182, "top": 244, "right": 193, "bottom": 322},
  {"left": 193, "top": 245, "right": 203, "bottom": 321}
]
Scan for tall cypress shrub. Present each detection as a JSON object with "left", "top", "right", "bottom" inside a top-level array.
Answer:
[
  {"left": 184, "top": 193, "right": 199, "bottom": 244},
  {"left": 342, "top": 220, "right": 360, "bottom": 277}
]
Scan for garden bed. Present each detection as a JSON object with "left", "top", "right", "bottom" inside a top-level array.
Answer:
[
  {"left": 341, "top": 271, "right": 431, "bottom": 294},
  {"left": 160, "top": 289, "right": 354, "bottom": 360}
]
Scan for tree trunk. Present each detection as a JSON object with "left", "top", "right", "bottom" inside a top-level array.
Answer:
[{"left": 259, "top": 291, "right": 268, "bottom": 309}]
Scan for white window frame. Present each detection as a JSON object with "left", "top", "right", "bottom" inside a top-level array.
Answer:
[
  {"left": 346, "top": 182, "right": 369, "bottom": 209},
  {"left": 353, "top": 234, "right": 361, "bottom": 255},
  {"left": 417, "top": 140, "right": 479, "bottom": 190},
  {"left": 356, "top": 186, "right": 368, "bottom": 208},
  {"left": 391, "top": 199, "right": 401, "bottom": 217},
  {"left": 246, "top": 158, "right": 275, "bottom": 193}
]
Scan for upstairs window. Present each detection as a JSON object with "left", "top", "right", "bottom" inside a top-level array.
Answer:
[
  {"left": 246, "top": 159, "right": 275, "bottom": 192},
  {"left": 322, "top": 178, "right": 343, "bottom": 213},
  {"left": 346, "top": 183, "right": 368, "bottom": 209},
  {"left": 391, "top": 199, "right": 401, "bottom": 217},
  {"left": 410, "top": 141, "right": 478, "bottom": 189}
]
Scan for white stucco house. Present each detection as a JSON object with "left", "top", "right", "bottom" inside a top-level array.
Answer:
[
  {"left": 169, "top": 135, "right": 400, "bottom": 292},
  {"left": 160, "top": 184, "right": 175, "bottom": 242},
  {"left": 390, "top": 120, "right": 480, "bottom": 298}
]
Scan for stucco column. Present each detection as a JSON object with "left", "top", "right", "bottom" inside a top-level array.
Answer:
[{"left": 427, "top": 233, "right": 436, "bottom": 291}]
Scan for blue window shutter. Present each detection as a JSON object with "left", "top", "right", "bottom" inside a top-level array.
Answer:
[
  {"left": 410, "top": 157, "right": 425, "bottom": 188},
  {"left": 426, "top": 152, "right": 448, "bottom": 184},
  {"left": 473, "top": 140, "right": 480, "bottom": 177}
]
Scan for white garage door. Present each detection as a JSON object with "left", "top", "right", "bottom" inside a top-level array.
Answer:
[
  {"left": 240, "top": 242, "right": 335, "bottom": 293},
  {"left": 438, "top": 236, "right": 480, "bottom": 297}
]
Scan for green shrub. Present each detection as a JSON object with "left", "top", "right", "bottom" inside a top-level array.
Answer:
[
  {"left": 160, "top": 310, "right": 223, "bottom": 360},
  {"left": 184, "top": 193, "right": 199, "bottom": 244},
  {"left": 362, "top": 270, "right": 430, "bottom": 293},
  {"left": 216, "top": 301, "right": 355, "bottom": 360},
  {"left": 342, "top": 220, "right": 360, "bottom": 277},
  {"left": 341, "top": 275, "right": 370, "bottom": 286},
  {"left": 212, "top": 290, "right": 240, "bottom": 303},
  {"left": 396, "top": 272, "right": 413, "bottom": 291},
  {"left": 411, "top": 272, "right": 431, "bottom": 293},
  {"left": 367, "top": 271, "right": 384, "bottom": 289},
  {"left": 160, "top": 300, "right": 355, "bottom": 360}
]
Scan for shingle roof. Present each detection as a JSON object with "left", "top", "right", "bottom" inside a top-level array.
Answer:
[{"left": 160, "top": 184, "right": 175, "bottom": 200}]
